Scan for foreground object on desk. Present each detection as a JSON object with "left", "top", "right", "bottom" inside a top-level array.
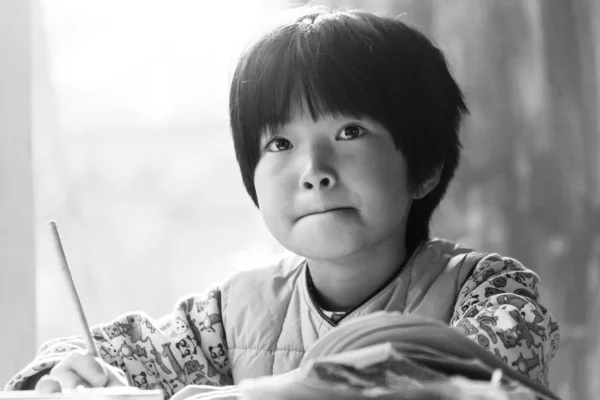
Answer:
[
  {"left": 172, "top": 346, "right": 540, "bottom": 400},
  {"left": 236, "top": 350, "right": 536, "bottom": 400},
  {"left": 299, "top": 311, "right": 559, "bottom": 400},
  {"left": 174, "top": 375, "right": 527, "bottom": 400},
  {"left": 174, "top": 312, "right": 559, "bottom": 400},
  {"left": 240, "top": 378, "right": 511, "bottom": 400},
  {"left": 169, "top": 386, "right": 241, "bottom": 400},
  {"left": 0, "top": 387, "right": 163, "bottom": 400}
]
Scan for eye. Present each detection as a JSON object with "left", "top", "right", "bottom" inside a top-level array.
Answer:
[
  {"left": 265, "top": 137, "right": 292, "bottom": 152},
  {"left": 337, "top": 124, "right": 366, "bottom": 140}
]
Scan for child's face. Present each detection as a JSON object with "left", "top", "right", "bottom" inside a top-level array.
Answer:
[{"left": 254, "top": 107, "right": 413, "bottom": 261}]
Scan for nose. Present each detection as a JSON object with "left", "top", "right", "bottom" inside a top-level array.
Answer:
[
  {"left": 299, "top": 148, "right": 337, "bottom": 191},
  {"left": 301, "top": 174, "right": 334, "bottom": 190}
]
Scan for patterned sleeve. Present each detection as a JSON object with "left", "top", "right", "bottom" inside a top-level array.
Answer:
[
  {"left": 4, "top": 288, "right": 232, "bottom": 399},
  {"left": 450, "top": 254, "right": 560, "bottom": 388}
]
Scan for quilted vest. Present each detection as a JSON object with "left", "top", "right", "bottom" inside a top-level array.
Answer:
[{"left": 220, "top": 238, "right": 485, "bottom": 383}]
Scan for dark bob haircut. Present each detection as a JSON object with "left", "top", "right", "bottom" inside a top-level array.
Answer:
[{"left": 229, "top": 8, "right": 468, "bottom": 254}]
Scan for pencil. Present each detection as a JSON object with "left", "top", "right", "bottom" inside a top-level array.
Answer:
[{"left": 49, "top": 221, "right": 98, "bottom": 357}]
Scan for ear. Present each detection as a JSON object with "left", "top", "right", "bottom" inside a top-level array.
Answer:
[{"left": 412, "top": 164, "right": 443, "bottom": 200}]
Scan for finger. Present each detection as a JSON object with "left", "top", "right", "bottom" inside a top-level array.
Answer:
[
  {"left": 49, "top": 368, "right": 88, "bottom": 391},
  {"left": 53, "top": 352, "right": 108, "bottom": 388},
  {"left": 35, "top": 375, "right": 62, "bottom": 394},
  {"left": 103, "top": 363, "right": 127, "bottom": 387}
]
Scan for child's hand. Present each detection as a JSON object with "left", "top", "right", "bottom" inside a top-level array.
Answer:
[{"left": 35, "top": 350, "right": 128, "bottom": 393}]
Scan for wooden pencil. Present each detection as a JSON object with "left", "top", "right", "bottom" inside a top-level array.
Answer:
[{"left": 49, "top": 221, "right": 98, "bottom": 357}]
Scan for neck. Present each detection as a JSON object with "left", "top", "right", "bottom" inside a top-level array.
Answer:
[{"left": 307, "top": 235, "right": 411, "bottom": 312}]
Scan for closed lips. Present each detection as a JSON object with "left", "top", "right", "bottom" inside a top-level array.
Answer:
[{"left": 299, "top": 207, "right": 354, "bottom": 219}]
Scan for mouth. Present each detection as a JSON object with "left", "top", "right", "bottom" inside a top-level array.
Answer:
[{"left": 297, "top": 207, "right": 355, "bottom": 221}]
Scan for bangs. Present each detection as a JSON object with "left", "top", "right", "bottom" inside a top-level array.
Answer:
[{"left": 230, "top": 11, "right": 414, "bottom": 147}]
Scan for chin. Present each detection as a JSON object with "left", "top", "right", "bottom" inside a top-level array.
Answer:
[{"left": 284, "top": 231, "right": 366, "bottom": 261}]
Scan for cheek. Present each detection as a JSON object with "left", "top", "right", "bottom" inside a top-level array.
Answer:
[
  {"left": 254, "top": 161, "right": 293, "bottom": 232},
  {"left": 353, "top": 147, "right": 405, "bottom": 185},
  {"left": 254, "top": 161, "right": 281, "bottom": 210},
  {"left": 352, "top": 151, "right": 411, "bottom": 213}
]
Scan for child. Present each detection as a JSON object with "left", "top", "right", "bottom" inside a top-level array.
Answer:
[{"left": 5, "top": 7, "right": 559, "bottom": 398}]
